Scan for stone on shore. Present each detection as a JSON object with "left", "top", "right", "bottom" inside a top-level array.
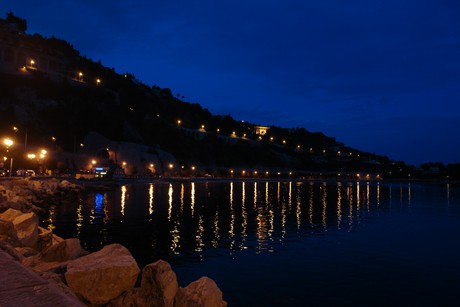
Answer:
[
  {"left": 0, "top": 218, "right": 17, "bottom": 241},
  {"left": 0, "top": 209, "right": 39, "bottom": 248},
  {"left": 0, "top": 208, "right": 24, "bottom": 221},
  {"left": 12, "top": 212, "right": 39, "bottom": 248},
  {"left": 175, "top": 276, "right": 227, "bottom": 307},
  {"left": 108, "top": 259, "right": 179, "bottom": 307},
  {"left": 140, "top": 260, "right": 179, "bottom": 306},
  {"left": 22, "top": 238, "right": 88, "bottom": 272},
  {"left": 65, "top": 243, "right": 140, "bottom": 305},
  {"left": 36, "top": 226, "right": 53, "bottom": 251}
]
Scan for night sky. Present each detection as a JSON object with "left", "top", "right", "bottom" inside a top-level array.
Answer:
[{"left": 2, "top": 1, "right": 459, "bottom": 165}]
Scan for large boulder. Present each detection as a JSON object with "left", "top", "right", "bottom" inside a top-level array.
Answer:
[
  {"left": 12, "top": 211, "right": 39, "bottom": 248},
  {"left": 175, "top": 277, "right": 227, "bottom": 307},
  {"left": 65, "top": 243, "right": 140, "bottom": 305},
  {"left": 0, "top": 208, "right": 23, "bottom": 222},
  {"left": 0, "top": 209, "right": 40, "bottom": 246},
  {"left": 23, "top": 238, "right": 88, "bottom": 272},
  {"left": 40, "top": 238, "right": 87, "bottom": 262},
  {"left": 140, "top": 260, "right": 179, "bottom": 306},
  {"left": 36, "top": 226, "right": 53, "bottom": 251},
  {"left": 109, "top": 260, "right": 179, "bottom": 307},
  {"left": 0, "top": 218, "right": 17, "bottom": 241}
]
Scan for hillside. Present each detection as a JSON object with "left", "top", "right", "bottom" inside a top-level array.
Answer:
[{"left": 0, "top": 13, "right": 415, "bottom": 179}]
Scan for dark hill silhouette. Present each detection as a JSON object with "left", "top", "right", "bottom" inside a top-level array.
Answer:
[{"left": 0, "top": 13, "right": 423, "bottom": 179}]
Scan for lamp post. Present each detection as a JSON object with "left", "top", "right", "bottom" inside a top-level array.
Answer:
[{"left": 3, "top": 138, "right": 13, "bottom": 176}]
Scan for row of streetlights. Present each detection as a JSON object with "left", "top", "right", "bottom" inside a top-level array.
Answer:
[
  {"left": 175, "top": 119, "right": 357, "bottom": 156},
  {"left": 3, "top": 138, "right": 14, "bottom": 176},
  {"left": 24, "top": 59, "right": 103, "bottom": 86},
  {"left": 2, "top": 136, "right": 49, "bottom": 176}
]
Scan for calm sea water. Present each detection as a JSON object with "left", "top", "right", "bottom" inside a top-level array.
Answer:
[{"left": 46, "top": 180, "right": 460, "bottom": 306}]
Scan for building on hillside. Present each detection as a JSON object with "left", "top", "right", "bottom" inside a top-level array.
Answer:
[{"left": 254, "top": 126, "right": 269, "bottom": 135}]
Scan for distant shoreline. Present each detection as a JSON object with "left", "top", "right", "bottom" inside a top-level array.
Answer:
[{"left": 1, "top": 176, "right": 454, "bottom": 190}]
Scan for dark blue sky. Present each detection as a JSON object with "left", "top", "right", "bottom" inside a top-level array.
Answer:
[{"left": 3, "top": 1, "right": 459, "bottom": 165}]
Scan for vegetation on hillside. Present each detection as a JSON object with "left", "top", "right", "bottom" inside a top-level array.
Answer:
[{"left": 1, "top": 13, "right": 458, "bottom": 180}]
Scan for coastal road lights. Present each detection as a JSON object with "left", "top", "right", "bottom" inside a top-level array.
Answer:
[
  {"left": 40, "top": 149, "right": 47, "bottom": 159},
  {"left": 3, "top": 138, "right": 14, "bottom": 176},
  {"left": 4, "top": 138, "right": 13, "bottom": 148}
]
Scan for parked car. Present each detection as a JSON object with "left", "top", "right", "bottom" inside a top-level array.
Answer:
[
  {"left": 25, "top": 170, "right": 35, "bottom": 176},
  {"left": 0, "top": 169, "right": 6, "bottom": 177}
]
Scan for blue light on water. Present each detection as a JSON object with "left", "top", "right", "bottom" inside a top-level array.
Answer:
[{"left": 94, "top": 193, "right": 103, "bottom": 214}]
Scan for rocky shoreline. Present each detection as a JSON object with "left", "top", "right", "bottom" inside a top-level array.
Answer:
[{"left": 0, "top": 178, "right": 227, "bottom": 306}]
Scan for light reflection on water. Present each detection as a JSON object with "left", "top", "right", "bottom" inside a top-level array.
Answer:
[
  {"left": 50, "top": 181, "right": 418, "bottom": 258},
  {"left": 48, "top": 181, "right": 460, "bottom": 306}
]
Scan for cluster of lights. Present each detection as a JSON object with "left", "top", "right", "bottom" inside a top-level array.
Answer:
[
  {"left": 27, "top": 149, "right": 47, "bottom": 160},
  {"left": 172, "top": 120, "right": 360, "bottom": 158}
]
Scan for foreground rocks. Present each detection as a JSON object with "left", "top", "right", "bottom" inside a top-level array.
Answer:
[
  {"left": 66, "top": 244, "right": 140, "bottom": 305},
  {"left": 0, "top": 178, "right": 82, "bottom": 213},
  {"left": 0, "top": 180, "right": 227, "bottom": 306}
]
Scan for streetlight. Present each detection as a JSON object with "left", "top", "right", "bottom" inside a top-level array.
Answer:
[
  {"left": 4, "top": 138, "right": 13, "bottom": 148},
  {"left": 3, "top": 138, "right": 13, "bottom": 176}
]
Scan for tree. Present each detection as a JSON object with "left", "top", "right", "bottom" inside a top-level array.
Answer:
[{"left": 6, "top": 12, "right": 27, "bottom": 33}]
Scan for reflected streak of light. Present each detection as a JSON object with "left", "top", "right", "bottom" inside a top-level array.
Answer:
[
  {"left": 337, "top": 182, "right": 342, "bottom": 229},
  {"left": 321, "top": 182, "right": 327, "bottom": 228},
  {"left": 288, "top": 181, "right": 292, "bottom": 210},
  {"left": 296, "top": 183, "right": 302, "bottom": 230},
  {"left": 348, "top": 183, "right": 353, "bottom": 228},
  {"left": 265, "top": 182, "right": 269, "bottom": 206},
  {"left": 277, "top": 182, "right": 280, "bottom": 204},
  {"left": 229, "top": 182, "right": 235, "bottom": 249},
  {"left": 195, "top": 215, "right": 205, "bottom": 253},
  {"left": 121, "top": 185, "right": 127, "bottom": 217},
  {"left": 377, "top": 182, "right": 380, "bottom": 206},
  {"left": 191, "top": 182, "right": 195, "bottom": 217},
  {"left": 308, "top": 183, "right": 314, "bottom": 226},
  {"left": 102, "top": 193, "right": 108, "bottom": 243},
  {"left": 149, "top": 184, "right": 154, "bottom": 216},
  {"left": 91, "top": 193, "right": 103, "bottom": 226},
  {"left": 241, "top": 182, "right": 247, "bottom": 246},
  {"left": 408, "top": 183, "right": 411, "bottom": 206},
  {"left": 242, "top": 182, "right": 246, "bottom": 205},
  {"left": 212, "top": 210, "right": 219, "bottom": 248},
  {"left": 254, "top": 182, "right": 257, "bottom": 209},
  {"left": 256, "top": 206, "right": 268, "bottom": 253},
  {"left": 180, "top": 184, "right": 185, "bottom": 215},
  {"left": 76, "top": 202, "right": 83, "bottom": 236},
  {"left": 168, "top": 184, "right": 173, "bottom": 221},
  {"left": 171, "top": 223, "right": 180, "bottom": 254},
  {"left": 268, "top": 206, "right": 275, "bottom": 240},
  {"left": 356, "top": 182, "right": 361, "bottom": 210},
  {"left": 103, "top": 193, "right": 108, "bottom": 226},
  {"left": 280, "top": 196, "right": 285, "bottom": 238},
  {"left": 366, "top": 182, "right": 370, "bottom": 211}
]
